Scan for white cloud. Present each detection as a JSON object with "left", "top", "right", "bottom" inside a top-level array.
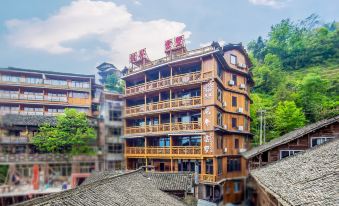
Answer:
[
  {"left": 199, "top": 40, "right": 225, "bottom": 48},
  {"left": 5, "top": 0, "right": 190, "bottom": 68},
  {"left": 248, "top": 0, "right": 289, "bottom": 8}
]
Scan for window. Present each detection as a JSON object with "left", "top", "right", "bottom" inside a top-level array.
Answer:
[
  {"left": 1, "top": 75, "right": 19, "bottom": 82},
  {"left": 217, "top": 87, "right": 223, "bottom": 102},
  {"left": 233, "top": 181, "right": 241, "bottom": 193},
  {"left": 230, "top": 54, "right": 237, "bottom": 65},
  {"left": 245, "top": 98, "right": 249, "bottom": 111},
  {"left": 217, "top": 135, "right": 223, "bottom": 149},
  {"left": 71, "top": 81, "right": 90, "bottom": 88},
  {"left": 234, "top": 139, "right": 239, "bottom": 149},
  {"left": 217, "top": 158, "right": 222, "bottom": 175},
  {"left": 107, "top": 160, "right": 123, "bottom": 170},
  {"left": 244, "top": 118, "right": 248, "bottom": 131},
  {"left": 232, "top": 96, "right": 237, "bottom": 107},
  {"left": 25, "top": 77, "right": 43, "bottom": 84},
  {"left": 217, "top": 62, "right": 223, "bottom": 80},
  {"left": 108, "top": 144, "right": 123, "bottom": 154},
  {"left": 232, "top": 74, "right": 237, "bottom": 85},
  {"left": 109, "top": 111, "right": 122, "bottom": 121},
  {"left": 232, "top": 118, "right": 237, "bottom": 128},
  {"left": 110, "top": 128, "right": 121, "bottom": 136},
  {"left": 311, "top": 137, "right": 334, "bottom": 147},
  {"left": 69, "top": 92, "right": 89, "bottom": 99},
  {"left": 217, "top": 111, "right": 223, "bottom": 126},
  {"left": 227, "top": 158, "right": 241, "bottom": 172},
  {"left": 206, "top": 159, "right": 213, "bottom": 174},
  {"left": 280, "top": 150, "right": 303, "bottom": 159}
]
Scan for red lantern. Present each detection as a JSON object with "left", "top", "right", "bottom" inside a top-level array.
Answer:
[{"left": 165, "top": 39, "right": 172, "bottom": 51}]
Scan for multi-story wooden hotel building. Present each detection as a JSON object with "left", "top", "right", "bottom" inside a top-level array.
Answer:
[
  {"left": 0, "top": 67, "right": 102, "bottom": 204},
  {"left": 122, "top": 37, "right": 253, "bottom": 204}
]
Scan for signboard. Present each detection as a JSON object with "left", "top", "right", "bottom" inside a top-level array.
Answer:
[
  {"left": 129, "top": 48, "right": 149, "bottom": 64},
  {"left": 165, "top": 35, "right": 185, "bottom": 53}
]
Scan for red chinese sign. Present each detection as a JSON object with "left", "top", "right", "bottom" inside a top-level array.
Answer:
[
  {"left": 165, "top": 35, "right": 185, "bottom": 53},
  {"left": 129, "top": 48, "right": 149, "bottom": 64}
]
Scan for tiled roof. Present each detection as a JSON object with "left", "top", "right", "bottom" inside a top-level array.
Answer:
[
  {"left": 82, "top": 170, "right": 193, "bottom": 192},
  {"left": 251, "top": 138, "right": 339, "bottom": 206},
  {"left": 81, "top": 170, "right": 126, "bottom": 185},
  {"left": 143, "top": 172, "right": 193, "bottom": 192},
  {"left": 16, "top": 170, "right": 186, "bottom": 206},
  {"left": 242, "top": 115, "right": 339, "bottom": 159},
  {"left": 0, "top": 114, "right": 57, "bottom": 126}
]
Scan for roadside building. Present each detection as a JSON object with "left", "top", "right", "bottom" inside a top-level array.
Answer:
[
  {"left": 122, "top": 37, "right": 253, "bottom": 204},
  {"left": 0, "top": 67, "right": 102, "bottom": 204},
  {"left": 242, "top": 115, "right": 339, "bottom": 170},
  {"left": 98, "top": 91, "right": 124, "bottom": 171}
]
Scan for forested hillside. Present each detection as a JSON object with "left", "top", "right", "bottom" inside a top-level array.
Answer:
[{"left": 247, "top": 14, "right": 339, "bottom": 145}]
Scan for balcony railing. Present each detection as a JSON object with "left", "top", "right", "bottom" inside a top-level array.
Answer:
[
  {"left": 199, "top": 174, "right": 223, "bottom": 182},
  {"left": 0, "top": 136, "right": 30, "bottom": 143},
  {"left": 125, "top": 96, "right": 202, "bottom": 116},
  {"left": 125, "top": 72, "right": 202, "bottom": 96},
  {"left": 124, "top": 45, "right": 215, "bottom": 75},
  {"left": 125, "top": 121, "right": 202, "bottom": 135},
  {"left": 125, "top": 146, "right": 201, "bottom": 156},
  {"left": 0, "top": 77, "right": 90, "bottom": 90},
  {"left": 0, "top": 153, "right": 70, "bottom": 163}
]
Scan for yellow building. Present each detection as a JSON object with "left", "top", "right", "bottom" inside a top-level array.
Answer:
[{"left": 122, "top": 41, "right": 253, "bottom": 204}]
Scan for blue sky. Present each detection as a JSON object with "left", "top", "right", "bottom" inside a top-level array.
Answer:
[{"left": 0, "top": 0, "right": 338, "bottom": 75}]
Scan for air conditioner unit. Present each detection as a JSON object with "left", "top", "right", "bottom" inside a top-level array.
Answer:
[
  {"left": 240, "top": 83, "right": 246, "bottom": 89},
  {"left": 239, "top": 148, "right": 247, "bottom": 153},
  {"left": 238, "top": 126, "right": 244, "bottom": 131},
  {"left": 223, "top": 124, "right": 228, "bottom": 130},
  {"left": 224, "top": 148, "right": 228, "bottom": 153},
  {"left": 237, "top": 107, "right": 243, "bottom": 113},
  {"left": 222, "top": 102, "right": 227, "bottom": 107},
  {"left": 228, "top": 80, "right": 235, "bottom": 86}
]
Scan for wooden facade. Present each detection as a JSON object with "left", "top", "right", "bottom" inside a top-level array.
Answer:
[{"left": 123, "top": 43, "right": 253, "bottom": 204}]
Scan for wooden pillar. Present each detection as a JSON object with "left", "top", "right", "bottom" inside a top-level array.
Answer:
[
  {"left": 145, "top": 137, "right": 148, "bottom": 172},
  {"left": 170, "top": 158, "right": 173, "bottom": 172},
  {"left": 170, "top": 66, "right": 173, "bottom": 85},
  {"left": 213, "top": 157, "right": 218, "bottom": 179},
  {"left": 170, "top": 112, "right": 172, "bottom": 131},
  {"left": 201, "top": 158, "right": 206, "bottom": 176},
  {"left": 170, "top": 136, "right": 173, "bottom": 155},
  {"left": 170, "top": 88, "right": 172, "bottom": 108}
]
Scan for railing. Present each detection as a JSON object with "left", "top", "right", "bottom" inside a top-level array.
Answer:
[
  {"left": 125, "top": 72, "right": 202, "bottom": 95},
  {"left": 125, "top": 96, "right": 202, "bottom": 116},
  {"left": 200, "top": 174, "right": 216, "bottom": 182},
  {"left": 124, "top": 45, "right": 215, "bottom": 75},
  {"left": 0, "top": 93, "right": 84, "bottom": 104},
  {"left": 0, "top": 77, "right": 91, "bottom": 90},
  {"left": 0, "top": 153, "right": 70, "bottom": 163},
  {"left": 171, "top": 146, "right": 201, "bottom": 155},
  {"left": 125, "top": 121, "right": 202, "bottom": 135},
  {"left": 125, "top": 146, "right": 201, "bottom": 156},
  {"left": 0, "top": 136, "right": 30, "bottom": 143}
]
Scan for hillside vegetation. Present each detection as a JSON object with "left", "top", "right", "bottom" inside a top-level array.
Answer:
[{"left": 248, "top": 14, "right": 339, "bottom": 145}]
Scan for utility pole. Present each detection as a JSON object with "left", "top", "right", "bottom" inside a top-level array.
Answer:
[{"left": 258, "top": 110, "right": 266, "bottom": 145}]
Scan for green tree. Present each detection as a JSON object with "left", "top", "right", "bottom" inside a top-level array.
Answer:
[
  {"left": 105, "top": 73, "right": 124, "bottom": 93},
  {"left": 298, "top": 73, "right": 329, "bottom": 122},
  {"left": 274, "top": 101, "right": 306, "bottom": 135},
  {"left": 0, "top": 165, "right": 8, "bottom": 184},
  {"left": 32, "top": 109, "right": 96, "bottom": 155}
]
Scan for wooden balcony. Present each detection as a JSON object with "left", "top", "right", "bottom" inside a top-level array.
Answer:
[
  {"left": 125, "top": 97, "right": 202, "bottom": 116},
  {"left": 124, "top": 45, "right": 215, "bottom": 76},
  {"left": 125, "top": 72, "right": 202, "bottom": 96},
  {"left": 0, "top": 136, "right": 30, "bottom": 143},
  {"left": 199, "top": 174, "right": 224, "bottom": 182},
  {"left": 0, "top": 77, "right": 91, "bottom": 91},
  {"left": 0, "top": 153, "right": 70, "bottom": 164},
  {"left": 125, "top": 146, "right": 201, "bottom": 157},
  {"left": 125, "top": 121, "right": 202, "bottom": 135}
]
